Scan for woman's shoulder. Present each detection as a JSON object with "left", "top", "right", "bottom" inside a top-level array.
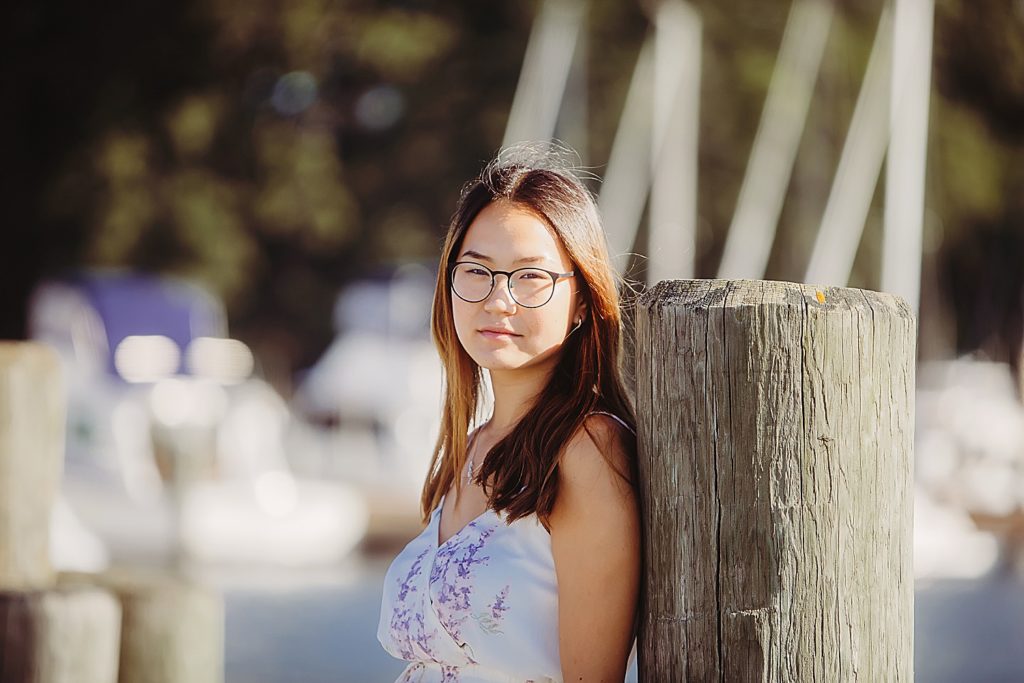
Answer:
[
  {"left": 558, "top": 411, "right": 636, "bottom": 498},
  {"left": 548, "top": 409, "right": 639, "bottom": 544},
  {"left": 584, "top": 410, "right": 636, "bottom": 437}
]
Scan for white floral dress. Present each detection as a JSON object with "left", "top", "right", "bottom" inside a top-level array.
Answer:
[{"left": 377, "top": 412, "right": 639, "bottom": 683}]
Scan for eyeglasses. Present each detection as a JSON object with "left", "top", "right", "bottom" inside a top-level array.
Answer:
[{"left": 450, "top": 261, "right": 575, "bottom": 308}]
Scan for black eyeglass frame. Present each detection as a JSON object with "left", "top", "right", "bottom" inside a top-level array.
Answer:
[{"left": 449, "top": 260, "right": 576, "bottom": 308}]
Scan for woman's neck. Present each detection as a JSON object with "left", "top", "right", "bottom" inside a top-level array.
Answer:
[{"left": 485, "top": 365, "right": 553, "bottom": 435}]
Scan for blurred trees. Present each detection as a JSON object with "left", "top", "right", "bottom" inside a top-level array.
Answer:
[
  {"left": 3, "top": 0, "right": 1022, "bottom": 380},
  {"left": 3, "top": 0, "right": 561, "bottom": 375},
  {"left": 930, "top": 0, "right": 1024, "bottom": 372}
]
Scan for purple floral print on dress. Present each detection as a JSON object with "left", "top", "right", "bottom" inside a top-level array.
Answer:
[
  {"left": 389, "top": 546, "right": 442, "bottom": 661},
  {"left": 397, "top": 662, "right": 423, "bottom": 682},
  {"left": 396, "top": 661, "right": 465, "bottom": 683},
  {"left": 473, "top": 584, "right": 511, "bottom": 635},
  {"left": 430, "top": 521, "right": 496, "bottom": 661}
]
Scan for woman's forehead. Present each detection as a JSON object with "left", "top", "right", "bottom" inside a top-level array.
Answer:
[{"left": 460, "top": 201, "right": 569, "bottom": 267}]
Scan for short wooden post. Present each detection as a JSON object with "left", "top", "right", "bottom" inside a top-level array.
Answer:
[
  {"left": 0, "top": 343, "right": 65, "bottom": 590},
  {"left": 635, "top": 280, "right": 915, "bottom": 681},
  {"left": 0, "top": 342, "right": 224, "bottom": 683},
  {"left": 0, "top": 342, "right": 123, "bottom": 683},
  {"left": 61, "top": 571, "right": 225, "bottom": 683},
  {"left": 0, "top": 586, "right": 123, "bottom": 683}
]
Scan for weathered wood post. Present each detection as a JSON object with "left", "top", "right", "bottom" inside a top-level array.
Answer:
[
  {"left": 0, "top": 342, "right": 122, "bottom": 683},
  {"left": 0, "top": 343, "right": 65, "bottom": 589},
  {"left": 0, "top": 342, "right": 224, "bottom": 683},
  {"left": 635, "top": 280, "right": 915, "bottom": 681},
  {"left": 60, "top": 571, "right": 225, "bottom": 683}
]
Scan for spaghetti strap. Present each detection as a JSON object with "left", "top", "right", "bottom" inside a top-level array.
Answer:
[{"left": 586, "top": 409, "right": 636, "bottom": 436}]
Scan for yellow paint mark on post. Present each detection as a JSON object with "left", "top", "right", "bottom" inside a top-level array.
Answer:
[{"left": 815, "top": 290, "right": 826, "bottom": 304}]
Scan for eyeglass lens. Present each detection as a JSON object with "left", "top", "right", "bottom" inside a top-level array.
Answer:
[{"left": 452, "top": 264, "right": 556, "bottom": 307}]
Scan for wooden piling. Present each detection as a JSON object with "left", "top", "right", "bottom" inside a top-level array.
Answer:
[
  {"left": 634, "top": 279, "right": 915, "bottom": 681},
  {"left": 60, "top": 571, "right": 225, "bottom": 683},
  {"left": 0, "top": 586, "right": 123, "bottom": 683},
  {"left": 0, "top": 343, "right": 65, "bottom": 590},
  {"left": 0, "top": 342, "right": 123, "bottom": 683},
  {"left": 0, "top": 342, "right": 224, "bottom": 683}
]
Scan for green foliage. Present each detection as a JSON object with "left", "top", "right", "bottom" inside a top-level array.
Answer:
[{"left": 11, "top": 0, "right": 1024, "bottom": 369}]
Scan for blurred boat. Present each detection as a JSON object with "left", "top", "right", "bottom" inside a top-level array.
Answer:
[
  {"left": 915, "top": 356, "right": 1024, "bottom": 578},
  {"left": 292, "top": 263, "right": 447, "bottom": 543},
  {"left": 29, "top": 270, "right": 369, "bottom": 569}
]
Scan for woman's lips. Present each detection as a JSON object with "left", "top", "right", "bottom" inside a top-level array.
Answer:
[{"left": 479, "top": 329, "right": 520, "bottom": 340}]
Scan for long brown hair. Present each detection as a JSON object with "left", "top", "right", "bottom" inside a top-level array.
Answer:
[{"left": 421, "top": 145, "right": 637, "bottom": 528}]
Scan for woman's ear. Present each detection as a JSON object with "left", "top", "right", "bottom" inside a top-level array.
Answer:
[{"left": 573, "top": 300, "right": 588, "bottom": 324}]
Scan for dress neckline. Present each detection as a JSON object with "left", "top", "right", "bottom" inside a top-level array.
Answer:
[
  {"left": 435, "top": 427, "right": 494, "bottom": 549},
  {"left": 434, "top": 492, "right": 496, "bottom": 549},
  {"left": 432, "top": 410, "right": 631, "bottom": 549}
]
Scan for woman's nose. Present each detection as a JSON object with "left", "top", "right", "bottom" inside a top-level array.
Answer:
[{"left": 483, "top": 273, "right": 517, "bottom": 312}]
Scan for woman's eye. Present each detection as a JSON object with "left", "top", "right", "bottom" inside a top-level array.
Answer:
[{"left": 469, "top": 269, "right": 490, "bottom": 276}]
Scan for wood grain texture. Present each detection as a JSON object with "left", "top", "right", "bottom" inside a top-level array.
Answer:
[
  {"left": 0, "top": 342, "right": 65, "bottom": 590},
  {"left": 634, "top": 279, "right": 915, "bottom": 682}
]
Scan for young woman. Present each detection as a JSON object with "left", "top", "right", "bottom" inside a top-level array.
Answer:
[{"left": 378, "top": 146, "right": 641, "bottom": 682}]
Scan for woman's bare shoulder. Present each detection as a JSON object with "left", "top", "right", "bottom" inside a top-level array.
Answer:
[
  {"left": 549, "top": 413, "right": 641, "bottom": 678},
  {"left": 564, "top": 412, "right": 634, "bottom": 485},
  {"left": 551, "top": 413, "right": 636, "bottom": 527}
]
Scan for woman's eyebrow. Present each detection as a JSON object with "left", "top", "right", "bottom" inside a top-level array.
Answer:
[{"left": 459, "top": 249, "right": 549, "bottom": 265}]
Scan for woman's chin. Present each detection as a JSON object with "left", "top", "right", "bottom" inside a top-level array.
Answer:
[
  {"left": 473, "top": 354, "right": 530, "bottom": 372},
  {"left": 470, "top": 346, "right": 561, "bottom": 374}
]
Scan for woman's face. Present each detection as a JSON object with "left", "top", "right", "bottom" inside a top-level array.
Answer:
[{"left": 451, "top": 200, "right": 585, "bottom": 374}]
